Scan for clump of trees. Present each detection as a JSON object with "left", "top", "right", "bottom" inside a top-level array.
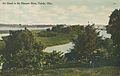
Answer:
[
  {"left": 65, "top": 25, "right": 98, "bottom": 62},
  {"left": 46, "top": 24, "right": 84, "bottom": 34},
  {"left": 1, "top": 28, "right": 44, "bottom": 70}
]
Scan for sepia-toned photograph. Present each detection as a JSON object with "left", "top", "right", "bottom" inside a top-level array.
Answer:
[{"left": 0, "top": 0, "right": 120, "bottom": 76}]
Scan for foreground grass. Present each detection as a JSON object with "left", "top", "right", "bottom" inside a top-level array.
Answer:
[{"left": 1, "top": 66, "right": 120, "bottom": 76}]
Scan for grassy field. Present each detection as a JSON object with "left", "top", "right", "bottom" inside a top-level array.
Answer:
[
  {"left": 33, "top": 31, "right": 74, "bottom": 47},
  {"left": 1, "top": 66, "right": 120, "bottom": 76}
]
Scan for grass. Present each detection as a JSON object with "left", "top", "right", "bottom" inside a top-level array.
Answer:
[
  {"left": 1, "top": 66, "right": 120, "bottom": 76},
  {"left": 33, "top": 31, "right": 74, "bottom": 47}
]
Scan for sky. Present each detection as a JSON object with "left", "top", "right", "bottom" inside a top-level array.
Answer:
[{"left": 0, "top": 0, "right": 120, "bottom": 25}]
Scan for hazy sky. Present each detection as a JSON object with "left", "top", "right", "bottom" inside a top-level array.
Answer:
[{"left": 0, "top": 0, "right": 120, "bottom": 25}]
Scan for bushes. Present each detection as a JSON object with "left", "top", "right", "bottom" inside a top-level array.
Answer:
[
  {"left": 0, "top": 40, "right": 5, "bottom": 49},
  {"left": 1, "top": 29, "right": 44, "bottom": 70}
]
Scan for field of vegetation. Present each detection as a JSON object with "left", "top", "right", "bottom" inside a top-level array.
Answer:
[
  {"left": 34, "top": 32, "right": 73, "bottom": 47},
  {"left": 1, "top": 66, "right": 120, "bottom": 76}
]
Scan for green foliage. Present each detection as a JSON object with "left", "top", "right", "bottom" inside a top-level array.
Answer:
[
  {"left": 66, "top": 25, "right": 98, "bottom": 62},
  {"left": 107, "top": 9, "right": 120, "bottom": 47},
  {"left": 44, "top": 51, "right": 63, "bottom": 65},
  {"left": 106, "top": 9, "right": 120, "bottom": 66},
  {"left": 3, "top": 29, "right": 34, "bottom": 53},
  {"left": 0, "top": 40, "right": 5, "bottom": 50},
  {"left": 51, "top": 25, "right": 65, "bottom": 32},
  {"left": 95, "top": 37, "right": 114, "bottom": 60},
  {"left": 62, "top": 25, "right": 84, "bottom": 34},
  {"left": 36, "top": 32, "right": 73, "bottom": 47},
  {"left": 50, "top": 25, "right": 84, "bottom": 34},
  {"left": 1, "top": 28, "right": 44, "bottom": 70},
  {"left": 65, "top": 25, "right": 115, "bottom": 66}
]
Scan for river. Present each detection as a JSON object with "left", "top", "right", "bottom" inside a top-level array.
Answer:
[
  {"left": 43, "top": 42, "right": 74, "bottom": 54},
  {"left": 0, "top": 26, "right": 51, "bottom": 31},
  {"left": 0, "top": 26, "right": 111, "bottom": 54}
]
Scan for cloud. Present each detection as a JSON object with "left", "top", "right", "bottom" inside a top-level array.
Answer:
[{"left": 0, "top": 0, "right": 120, "bottom": 24}]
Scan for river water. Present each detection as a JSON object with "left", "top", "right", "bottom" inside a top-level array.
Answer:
[
  {"left": 0, "top": 26, "right": 111, "bottom": 53},
  {"left": 0, "top": 26, "right": 51, "bottom": 31},
  {"left": 0, "top": 26, "right": 51, "bottom": 40},
  {"left": 43, "top": 42, "right": 74, "bottom": 54}
]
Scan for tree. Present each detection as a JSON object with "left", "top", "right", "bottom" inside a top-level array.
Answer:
[
  {"left": 1, "top": 28, "right": 44, "bottom": 69},
  {"left": 51, "top": 25, "right": 65, "bottom": 32},
  {"left": 66, "top": 25, "right": 99, "bottom": 63},
  {"left": 2, "top": 29, "right": 34, "bottom": 59},
  {"left": 106, "top": 9, "right": 120, "bottom": 66}
]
